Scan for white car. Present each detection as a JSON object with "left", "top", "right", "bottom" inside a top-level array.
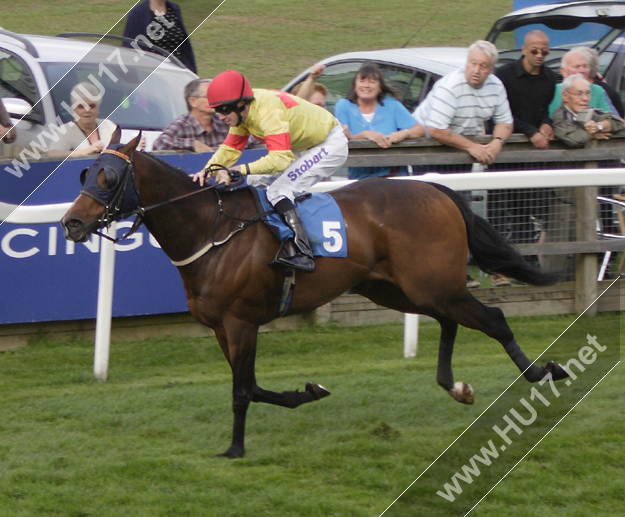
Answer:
[
  {"left": 282, "top": 47, "right": 468, "bottom": 114},
  {"left": 0, "top": 29, "right": 198, "bottom": 152}
]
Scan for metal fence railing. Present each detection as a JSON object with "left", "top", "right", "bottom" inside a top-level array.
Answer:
[{"left": 339, "top": 134, "right": 625, "bottom": 316}]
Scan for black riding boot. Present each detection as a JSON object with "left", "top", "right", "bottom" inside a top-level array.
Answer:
[{"left": 273, "top": 199, "right": 315, "bottom": 272}]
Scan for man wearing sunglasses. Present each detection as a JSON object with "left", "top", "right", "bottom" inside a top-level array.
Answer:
[
  {"left": 489, "top": 31, "right": 558, "bottom": 287},
  {"left": 191, "top": 69, "right": 348, "bottom": 273},
  {"left": 495, "top": 30, "right": 557, "bottom": 150}
]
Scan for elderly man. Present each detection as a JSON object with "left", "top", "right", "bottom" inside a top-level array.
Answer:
[
  {"left": 153, "top": 78, "right": 229, "bottom": 153},
  {"left": 552, "top": 74, "right": 624, "bottom": 147},
  {"left": 414, "top": 40, "right": 513, "bottom": 288},
  {"left": 547, "top": 74, "right": 624, "bottom": 277},
  {"left": 414, "top": 40, "right": 513, "bottom": 166},
  {"left": 496, "top": 30, "right": 557, "bottom": 150},
  {"left": 547, "top": 49, "right": 618, "bottom": 118}
]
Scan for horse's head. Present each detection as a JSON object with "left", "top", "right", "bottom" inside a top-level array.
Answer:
[{"left": 61, "top": 127, "right": 143, "bottom": 242}]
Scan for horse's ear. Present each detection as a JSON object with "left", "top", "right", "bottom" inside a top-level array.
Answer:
[
  {"left": 110, "top": 125, "right": 121, "bottom": 145},
  {"left": 119, "top": 131, "right": 142, "bottom": 157}
]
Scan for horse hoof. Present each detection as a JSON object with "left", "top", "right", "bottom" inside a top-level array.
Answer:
[
  {"left": 306, "top": 382, "right": 331, "bottom": 401},
  {"left": 216, "top": 446, "right": 245, "bottom": 459},
  {"left": 545, "top": 361, "right": 569, "bottom": 381},
  {"left": 448, "top": 382, "right": 474, "bottom": 405}
]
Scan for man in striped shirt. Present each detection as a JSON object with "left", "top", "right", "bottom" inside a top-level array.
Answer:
[
  {"left": 414, "top": 41, "right": 514, "bottom": 289},
  {"left": 413, "top": 40, "right": 513, "bottom": 165}
]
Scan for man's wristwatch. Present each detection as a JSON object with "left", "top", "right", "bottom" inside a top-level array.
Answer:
[
  {"left": 597, "top": 123, "right": 604, "bottom": 132},
  {"left": 494, "top": 136, "right": 506, "bottom": 145}
]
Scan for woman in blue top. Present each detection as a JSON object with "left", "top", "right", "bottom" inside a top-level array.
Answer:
[{"left": 335, "top": 62, "right": 424, "bottom": 179}]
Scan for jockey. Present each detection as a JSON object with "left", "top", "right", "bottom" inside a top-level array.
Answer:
[{"left": 191, "top": 70, "right": 348, "bottom": 272}]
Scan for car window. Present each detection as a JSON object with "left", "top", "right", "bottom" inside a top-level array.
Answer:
[
  {"left": 386, "top": 67, "right": 428, "bottom": 112},
  {"left": 493, "top": 22, "right": 614, "bottom": 52},
  {"left": 313, "top": 61, "right": 363, "bottom": 114},
  {"left": 311, "top": 61, "right": 429, "bottom": 114},
  {"left": 0, "top": 50, "right": 43, "bottom": 123},
  {"left": 41, "top": 62, "right": 190, "bottom": 130}
]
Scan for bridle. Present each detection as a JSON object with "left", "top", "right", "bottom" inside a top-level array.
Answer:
[
  {"left": 79, "top": 148, "right": 271, "bottom": 265},
  {"left": 79, "top": 148, "right": 144, "bottom": 243}
]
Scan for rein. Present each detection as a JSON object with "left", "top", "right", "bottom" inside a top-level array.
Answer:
[{"left": 89, "top": 151, "right": 271, "bottom": 266}]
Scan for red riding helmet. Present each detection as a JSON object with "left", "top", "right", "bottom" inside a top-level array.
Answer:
[{"left": 206, "top": 70, "right": 254, "bottom": 108}]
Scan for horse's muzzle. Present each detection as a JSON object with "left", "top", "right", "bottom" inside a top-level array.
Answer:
[{"left": 60, "top": 215, "right": 93, "bottom": 243}]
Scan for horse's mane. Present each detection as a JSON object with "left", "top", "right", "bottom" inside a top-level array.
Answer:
[
  {"left": 133, "top": 150, "right": 258, "bottom": 216},
  {"left": 137, "top": 151, "right": 203, "bottom": 189}
]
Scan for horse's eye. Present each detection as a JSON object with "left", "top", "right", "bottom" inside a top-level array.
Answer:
[
  {"left": 80, "top": 168, "right": 88, "bottom": 186},
  {"left": 97, "top": 168, "right": 119, "bottom": 190},
  {"left": 105, "top": 169, "right": 119, "bottom": 189}
]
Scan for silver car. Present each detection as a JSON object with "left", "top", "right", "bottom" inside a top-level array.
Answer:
[
  {"left": 0, "top": 30, "right": 198, "bottom": 151},
  {"left": 282, "top": 47, "right": 468, "bottom": 114}
]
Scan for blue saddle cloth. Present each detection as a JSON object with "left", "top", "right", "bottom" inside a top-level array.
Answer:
[{"left": 253, "top": 187, "right": 348, "bottom": 258}]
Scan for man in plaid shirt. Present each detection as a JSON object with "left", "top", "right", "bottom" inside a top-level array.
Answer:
[{"left": 153, "top": 79, "right": 230, "bottom": 152}]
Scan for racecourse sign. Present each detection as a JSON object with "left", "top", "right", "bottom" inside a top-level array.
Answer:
[{"left": 0, "top": 149, "right": 266, "bottom": 324}]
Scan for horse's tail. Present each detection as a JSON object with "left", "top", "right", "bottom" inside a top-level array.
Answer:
[{"left": 429, "top": 182, "right": 559, "bottom": 286}]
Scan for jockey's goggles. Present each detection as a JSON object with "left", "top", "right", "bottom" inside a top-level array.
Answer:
[{"left": 214, "top": 102, "right": 239, "bottom": 115}]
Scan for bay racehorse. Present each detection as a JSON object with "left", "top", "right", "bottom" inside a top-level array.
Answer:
[{"left": 61, "top": 130, "right": 568, "bottom": 458}]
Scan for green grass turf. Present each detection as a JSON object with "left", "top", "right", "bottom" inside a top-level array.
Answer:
[
  {"left": 0, "top": 314, "right": 622, "bottom": 516},
  {"left": 2, "top": 2, "right": 622, "bottom": 515},
  {"left": 0, "top": 0, "right": 513, "bottom": 87}
]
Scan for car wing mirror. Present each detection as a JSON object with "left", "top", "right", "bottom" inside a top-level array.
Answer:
[{"left": 3, "top": 98, "right": 33, "bottom": 118}]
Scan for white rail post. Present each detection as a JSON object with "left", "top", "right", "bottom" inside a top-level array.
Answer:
[
  {"left": 94, "top": 223, "right": 117, "bottom": 381},
  {"left": 403, "top": 314, "right": 419, "bottom": 358}
]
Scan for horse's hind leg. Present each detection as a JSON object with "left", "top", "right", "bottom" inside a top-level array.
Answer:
[
  {"left": 436, "top": 317, "right": 474, "bottom": 404},
  {"left": 439, "top": 292, "right": 568, "bottom": 383}
]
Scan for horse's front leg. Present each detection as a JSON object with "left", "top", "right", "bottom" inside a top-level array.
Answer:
[
  {"left": 213, "top": 317, "right": 330, "bottom": 459},
  {"left": 251, "top": 382, "right": 331, "bottom": 408},
  {"left": 214, "top": 320, "right": 260, "bottom": 459},
  {"left": 437, "top": 318, "right": 474, "bottom": 405}
]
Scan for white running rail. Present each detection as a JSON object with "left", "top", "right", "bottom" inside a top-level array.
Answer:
[{"left": 3, "top": 168, "right": 624, "bottom": 377}]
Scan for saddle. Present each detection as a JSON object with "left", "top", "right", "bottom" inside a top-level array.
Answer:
[
  {"left": 249, "top": 187, "right": 347, "bottom": 259},
  {"left": 227, "top": 181, "right": 348, "bottom": 317}
]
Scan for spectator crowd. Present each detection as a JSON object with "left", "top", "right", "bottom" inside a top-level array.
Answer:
[{"left": 1, "top": 10, "right": 620, "bottom": 284}]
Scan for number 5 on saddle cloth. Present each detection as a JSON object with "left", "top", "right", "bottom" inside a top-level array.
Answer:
[
  {"left": 258, "top": 186, "right": 347, "bottom": 317},
  {"left": 226, "top": 179, "right": 348, "bottom": 316},
  {"left": 251, "top": 187, "right": 348, "bottom": 259}
]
